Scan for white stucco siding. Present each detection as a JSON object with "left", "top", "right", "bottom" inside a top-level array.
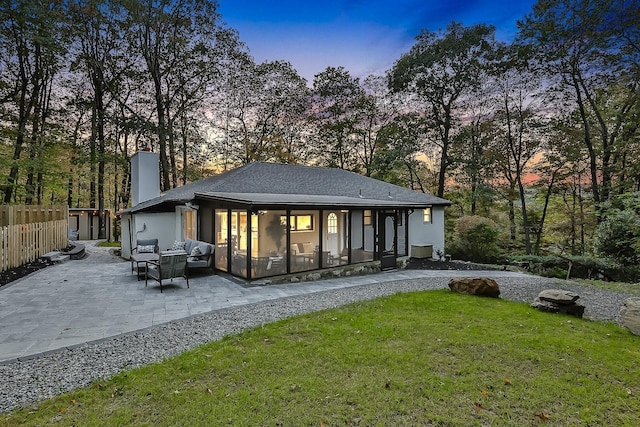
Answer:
[
  {"left": 138, "top": 212, "right": 177, "bottom": 253},
  {"left": 121, "top": 212, "right": 177, "bottom": 258},
  {"left": 120, "top": 214, "right": 133, "bottom": 258},
  {"left": 408, "top": 207, "right": 446, "bottom": 256}
]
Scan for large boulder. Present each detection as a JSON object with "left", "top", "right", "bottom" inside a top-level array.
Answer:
[
  {"left": 448, "top": 277, "right": 500, "bottom": 298},
  {"left": 621, "top": 297, "right": 640, "bottom": 336},
  {"left": 531, "top": 298, "right": 585, "bottom": 317}
]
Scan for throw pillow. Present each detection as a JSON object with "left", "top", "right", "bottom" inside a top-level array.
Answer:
[
  {"left": 138, "top": 244, "right": 155, "bottom": 253},
  {"left": 171, "top": 240, "right": 186, "bottom": 251},
  {"left": 190, "top": 246, "right": 202, "bottom": 258}
]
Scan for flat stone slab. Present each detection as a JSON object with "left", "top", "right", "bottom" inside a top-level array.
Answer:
[
  {"left": 42, "top": 252, "right": 70, "bottom": 263},
  {"left": 538, "top": 289, "right": 580, "bottom": 305},
  {"left": 65, "top": 243, "right": 86, "bottom": 260}
]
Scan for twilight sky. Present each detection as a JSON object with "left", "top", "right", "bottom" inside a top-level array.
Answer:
[{"left": 218, "top": 0, "right": 538, "bottom": 83}]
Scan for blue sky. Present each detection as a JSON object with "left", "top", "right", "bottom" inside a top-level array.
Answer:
[{"left": 218, "top": 0, "right": 538, "bottom": 83}]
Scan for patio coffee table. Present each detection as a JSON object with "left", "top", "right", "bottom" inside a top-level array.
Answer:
[{"left": 131, "top": 252, "right": 159, "bottom": 280}]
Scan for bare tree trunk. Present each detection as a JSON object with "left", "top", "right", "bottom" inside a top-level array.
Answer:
[
  {"left": 153, "top": 77, "right": 170, "bottom": 191},
  {"left": 508, "top": 194, "right": 516, "bottom": 246},
  {"left": 24, "top": 61, "right": 44, "bottom": 205},
  {"left": 534, "top": 168, "right": 559, "bottom": 255},
  {"left": 571, "top": 72, "right": 600, "bottom": 207},
  {"left": 90, "top": 104, "right": 97, "bottom": 209},
  {"left": 181, "top": 112, "right": 189, "bottom": 185},
  {"left": 3, "top": 32, "right": 38, "bottom": 204}
]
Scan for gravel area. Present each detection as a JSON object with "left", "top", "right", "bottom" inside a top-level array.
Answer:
[{"left": 0, "top": 274, "right": 632, "bottom": 414}]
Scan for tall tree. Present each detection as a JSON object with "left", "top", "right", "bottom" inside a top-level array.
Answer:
[
  {"left": 311, "top": 66, "right": 364, "bottom": 170},
  {"left": 487, "top": 44, "right": 545, "bottom": 254},
  {"left": 0, "top": 0, "right": 67, "bottom": 203},
  {"left": 123, "top": 0, "right": 229, "bottom": 190},
  {"left": 448, "top": 65, "right": 497, "bottom": 216},
  {"left": 69, "top": 0, "right": 125, "bottom": 237},
  {"left": 212, "top": 58, "right": 309, "bottom": 166},
  {"left": 518, "top": 0, "right": 640, "bottom": 209},
  {"left": 353, "top": 75, "right": 399, "bottom": 177},
  {"left": 389, "top": 22, "right": 497, "bottom": 197},
  {"left": 371, "top": 112, "right": 430, "bottom": 192}
]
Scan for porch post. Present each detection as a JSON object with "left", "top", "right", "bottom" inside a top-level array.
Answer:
[
  {"left": 394, "top": 210, "right": 399, "bottom": 259},
  {"left": 405, "top": 210, "right": 410, "bottom": 256},
  {"left": 373, "top": 209, "right": 378, "bottom": 261},
  {"left": 246, "top": 209, "right": 252, "bottom": 279},
  {"left": 318, "top": 209, "right": 324, "bottom": 268},
  {"left": 286, "top": 209, "right": 291, "bottom": 274},
  {"left": 347, "top": 210, "right": 352, "bottom": 264},
  {"left": 226, "top": 208, "right": 232, "bottom": 272}
]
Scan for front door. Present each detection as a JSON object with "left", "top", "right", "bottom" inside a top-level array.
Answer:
[
  {"left": 377, "top": 211, "right": 397, "bottom": 270},
  {"left": 326, "top": 212, "right": 339, "bottom": 258}
]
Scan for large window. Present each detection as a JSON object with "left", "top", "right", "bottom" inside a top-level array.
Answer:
[
  {"left": 214, "top": 209, "right": 228, "bottom": 271},
  {"left": 183, "top": 210, "right": 196, "bottom": 240},
  {"left": 213, "top": 209, "right": 251, "bottom": 276},
  {"left": 289, "top": 210, "right": 319, "bottom": 273},
  {"left": 327, "top": 213, "right": 338, "bottom": 234},
  {"left": 350, "top": 210, "right": 374, "bottom": 263},
  {"left": 364, "top": 210, "right": 372, "bottom": 226},
  {"left": 253, "top": 210, "right": 288, "bottom": 278},
  {"left": 282, "top": 214, "right": 314, "bottom": 231},
  {"left": 230, "top": 210, "right": 249, "bottom": 277}
]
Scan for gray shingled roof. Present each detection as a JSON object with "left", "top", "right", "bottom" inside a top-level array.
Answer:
[{"left": 121, "top": 162, "right": 450, "bottom": 213}]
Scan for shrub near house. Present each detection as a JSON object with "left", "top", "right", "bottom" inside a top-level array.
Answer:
[{"left": 448, "top": 215, "right": 502, "bottom": 264}]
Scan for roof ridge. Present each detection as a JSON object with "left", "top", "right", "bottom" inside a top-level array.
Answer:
[{"left": 210, "top": 162, "right": 259, "bottom": 191}]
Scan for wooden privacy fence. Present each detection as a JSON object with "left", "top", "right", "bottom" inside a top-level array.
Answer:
[
  {"left": 0, "top": 219, "right": 69, "bottom": 273},
  {"left": 0, "top": 205, "right": 68, "bottom": 226}
]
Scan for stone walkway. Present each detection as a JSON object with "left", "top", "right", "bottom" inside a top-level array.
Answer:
[{"left": 0, "top": 241, "right": 530, "bottom": 363}]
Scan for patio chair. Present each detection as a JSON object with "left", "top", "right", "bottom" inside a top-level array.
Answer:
[
  {"left": 134, "top": 238, "right": 159, "bottom": 254},
  {"left": 145, "top": 253, "right": 189, "bottom": 293},
  {"left": 131, "top": 238, "right": 159, "bottom": 276}
]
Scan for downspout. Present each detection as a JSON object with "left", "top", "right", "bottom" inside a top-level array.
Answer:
[{"left": 128, "top": 215, "right": 133, "bottom": 258}]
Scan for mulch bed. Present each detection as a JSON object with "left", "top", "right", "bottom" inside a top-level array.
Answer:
[
  {"left": 0, "top": 259, "right": 55, "bottom": 288},
  {"left": 406, "top": 258, "right": 499, "bottom": 271}
]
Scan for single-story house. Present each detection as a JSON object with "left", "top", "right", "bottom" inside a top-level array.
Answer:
[{"left": 119, "top": 151, "right": 451, "bottom": 280}]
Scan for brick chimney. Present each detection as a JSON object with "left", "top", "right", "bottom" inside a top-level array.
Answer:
[{"left": 131, "top": 151, "right": 160, "bottom": 206}]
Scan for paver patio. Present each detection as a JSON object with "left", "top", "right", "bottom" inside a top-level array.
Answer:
[{"left": 0, "top": 241, "right": 528, "bottom": 363}]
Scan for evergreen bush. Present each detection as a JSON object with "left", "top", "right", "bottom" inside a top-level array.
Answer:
[{"left": 448, "top": 215, "right": 502, "bottom": 263}]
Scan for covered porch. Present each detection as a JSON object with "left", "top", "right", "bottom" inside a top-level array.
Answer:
[{"left": 195, "top": 192, "right": 422, "bottom": 280}]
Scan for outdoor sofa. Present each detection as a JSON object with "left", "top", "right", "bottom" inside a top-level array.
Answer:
[{"left": 163, "top": 239, "right": 215, "bottom": 275}]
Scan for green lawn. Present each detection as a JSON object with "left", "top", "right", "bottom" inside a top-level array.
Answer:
[
  {"left": 2, "top": 290, "right": 639, "bottom": 426},
  {"left": 97, "top": 241, "right": 121, "bottom": 247}
]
